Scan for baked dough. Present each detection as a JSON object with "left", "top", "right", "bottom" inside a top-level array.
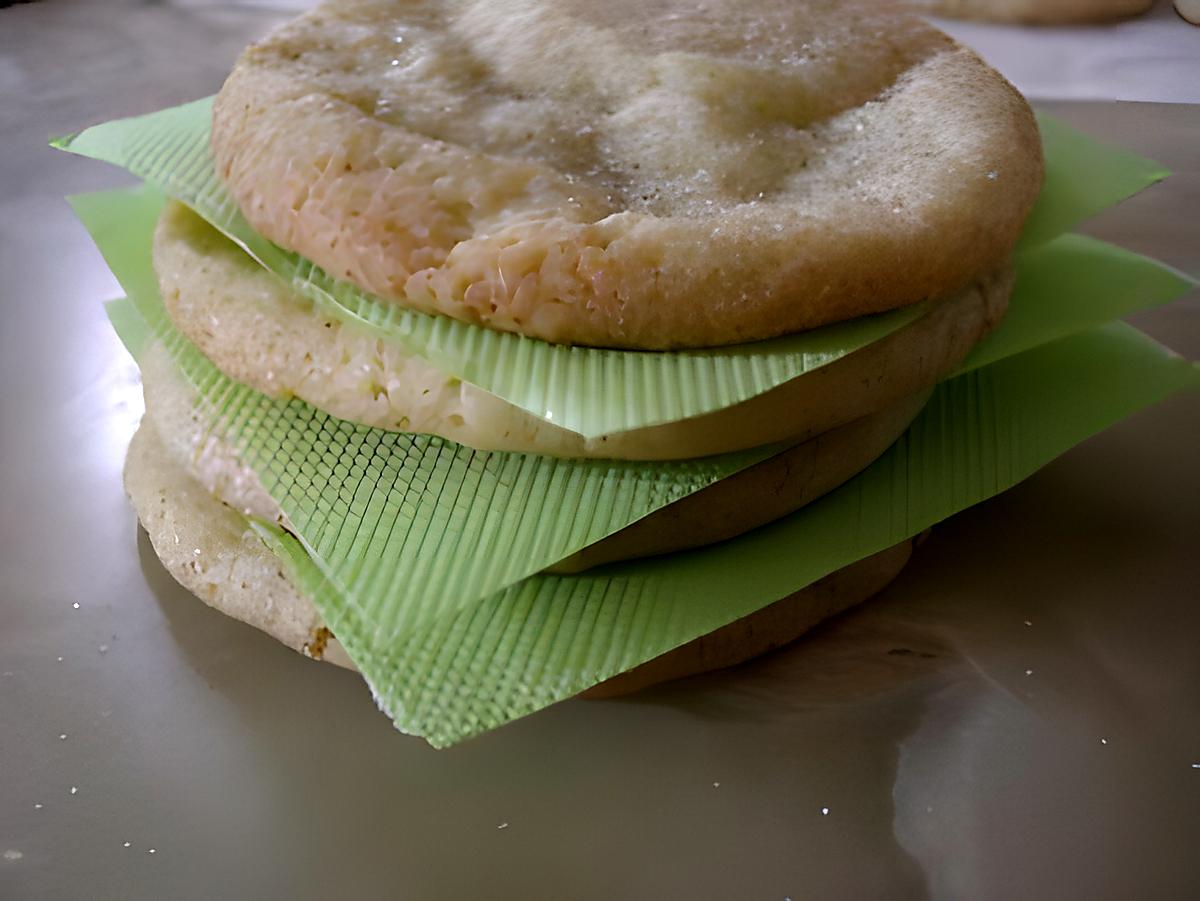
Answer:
[
  {"left": 125, "top": 420, "right": 354, "bottom": 669},
  {"left": 154, "top": 200, "right": 1009, "bottom": 460},
  {"left": 213, "top": 0, "right": 1041, "bottom": 349}
]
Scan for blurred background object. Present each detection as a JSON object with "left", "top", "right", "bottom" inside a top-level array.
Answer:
[
  {"left": 910, "top": 0, "right": 1152, "bottom": 24},
  {"left": 932, "top": 0, "right": 1200, "bottom": 102},
  {"left": 1176, "top": 0, "right": 1200, "bottom": 24}
]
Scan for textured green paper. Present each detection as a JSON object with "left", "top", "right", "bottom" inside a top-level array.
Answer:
[
  {"left": 273, "top": 324, "right": 1197, "bottom": 746},
  {"left": 78, "top": 185, "right": 771, "bottom": 630},
  {"left": 54, "top": 99, "right": 1166, "bottom": 438},
  {"left": 84, "top": 187, "right": 1199, "bottom": 744},
  {"left": 109, "top": 293, "right": 1199, "bottom": 746}
]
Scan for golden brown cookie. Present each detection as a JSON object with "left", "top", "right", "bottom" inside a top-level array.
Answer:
[
  {"left": 213, "top": 0, "right": 1041, "bottom": 349},
  {"left": 124, "top": 420, "right": 355, "bottom": 669}
]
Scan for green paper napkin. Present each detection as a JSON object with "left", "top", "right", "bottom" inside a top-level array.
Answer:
[
  {"left": 61, "top": 97, "right": 1193, "bottom": 745},
  {"left": 109, "top": 292, "right": 1199, "bottom": 746}
]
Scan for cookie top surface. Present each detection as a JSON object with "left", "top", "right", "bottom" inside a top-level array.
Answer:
[{"left": 213, "top": 0, "right": 1042, "bottom": 349}]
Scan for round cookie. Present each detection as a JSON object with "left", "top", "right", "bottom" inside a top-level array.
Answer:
[
  {"left": 154, "top": 200, "right": 1009, "bottom": 460},
  {"left": 124, "top": 420, "right": 354, "bottom": 669},
  {"left": 911, "top": 0, "right": 1153, "bottom": 24},
  {"left": 212, "top": 0, "right": 1042, "bottom": 350},
  {"left": 125, "top": 417, "right": 917, "bottom": 696}
]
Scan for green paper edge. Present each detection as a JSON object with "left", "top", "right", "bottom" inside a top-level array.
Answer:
[
  {"left": 1018, "top": 112, "right": 1170, "bottom": 252},
  {"left": 105, "top": 296, "right": 150, "bottom": 359},
  {"left": 959, "top": 233, "right": 1196, "bottom": 374}
]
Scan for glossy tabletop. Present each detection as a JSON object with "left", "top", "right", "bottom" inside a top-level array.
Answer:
[{"left": 2, "top": 2, "right": 1198, "bottom": 899}]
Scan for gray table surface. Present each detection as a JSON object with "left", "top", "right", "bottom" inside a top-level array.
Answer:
[{"left": 2, "top": 2, "right": 1198, "bottom": 899}]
